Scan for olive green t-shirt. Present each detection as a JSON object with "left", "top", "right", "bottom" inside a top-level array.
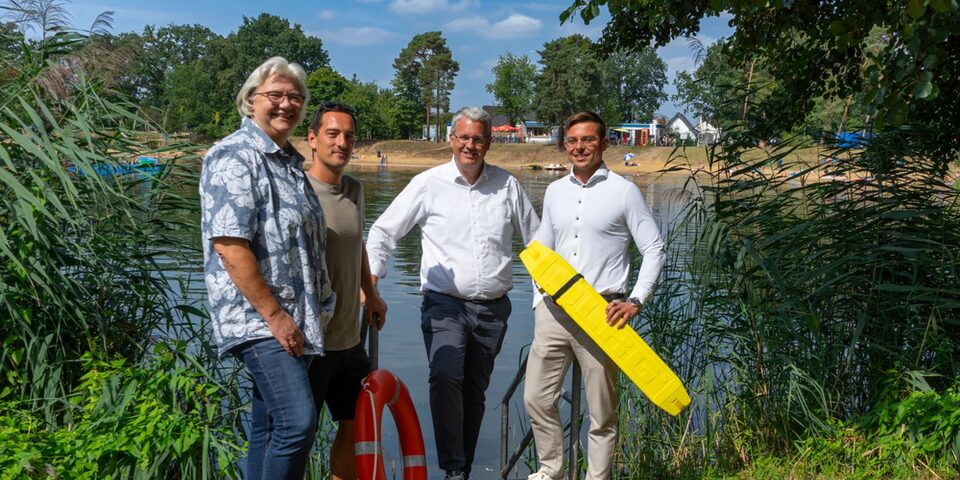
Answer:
[{"left": 308, "top": 174, "right": 364, "bottom": 351}]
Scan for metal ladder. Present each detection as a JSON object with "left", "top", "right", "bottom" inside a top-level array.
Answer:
[{"left": 499, "top": 354, "right": 583, "bottom": 480}]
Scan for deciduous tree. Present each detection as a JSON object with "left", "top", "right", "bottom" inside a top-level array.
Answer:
[
  {"left": 599, "top": 48, "right": 667, "bottom": 123},
  {"left": 486, "top": 53, "right": 536, "bottom": 127},
  {"left": 532, "top": 34, "right": 601, "bottom": 126},
  {"left": 392, "top": 31, "right": 458, "bottom": 141}
]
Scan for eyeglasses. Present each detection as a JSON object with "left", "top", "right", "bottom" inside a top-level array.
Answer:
[
  {"left": 563, "top": 136, "right": 599, "bottom": 146},
  {"left": 254, "top": 91, "right": 306, "bottom": 106},
  {"left": 452, "top": 135, "right": 487, "bottom": 146}
]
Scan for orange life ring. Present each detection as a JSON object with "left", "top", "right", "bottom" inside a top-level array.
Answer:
[{"left": 354, "top": 369, "right": 428, "bottom": 480}]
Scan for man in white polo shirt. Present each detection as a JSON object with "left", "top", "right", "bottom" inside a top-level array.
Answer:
[
  {"left": 523, "top": 111, "right": 666, "bottom": 480},
  {"left": 366, "top": 106, "right": 540, "bottom": 480}
]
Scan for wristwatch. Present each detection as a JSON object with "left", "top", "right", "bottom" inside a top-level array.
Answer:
[{"left": 627, "top": 297, "right": 643, "bottom": 309}]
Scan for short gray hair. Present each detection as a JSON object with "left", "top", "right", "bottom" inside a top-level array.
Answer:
[
  {"left": 451, "top": 106, "right": 492, "bottom": 138},
  {"left": 236, "top": 56, "right": 310, "bottom": 124}
]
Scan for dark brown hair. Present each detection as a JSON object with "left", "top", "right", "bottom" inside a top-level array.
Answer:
[
  {"left": 563, "top": 111, "right": 606, "bottom": 138},
  {"left": 310, "top": 101, "right": 356, "bottom": 132}
]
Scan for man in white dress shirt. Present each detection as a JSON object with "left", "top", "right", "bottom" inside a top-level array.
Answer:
[
  {"left": 523, "top": 111, "right": 666, "bottom": 480},
  {"left": 366, "top": 106, "right": 540, "bottom": 480}
]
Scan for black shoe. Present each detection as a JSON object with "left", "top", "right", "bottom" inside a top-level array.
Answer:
[{"left": 445, "top": 470, "right": 466, "bottom": 480}]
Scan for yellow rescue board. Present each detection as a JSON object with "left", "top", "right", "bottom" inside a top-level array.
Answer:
[{"left": 520, "top": 240, "right": 691, "bottom": 416}]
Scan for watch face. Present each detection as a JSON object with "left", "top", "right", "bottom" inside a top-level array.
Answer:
[{"left": 629, "top": 297, "right": 643, "bottom": 307}]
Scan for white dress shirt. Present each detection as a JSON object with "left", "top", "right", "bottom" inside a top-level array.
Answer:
[
  {"left": 535, "top": 163, "right": 665, "bottom": 305},
  {"left": 367, "top": 159, "right": 540, "bottom": 300}
]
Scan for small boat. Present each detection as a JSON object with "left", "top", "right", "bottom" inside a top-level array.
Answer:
[
  {"left": 68, "top": 156, "right": 165, "bottom": 177},
  {"left": 544, "top": 163, "right": 566, "bottom": 171}
]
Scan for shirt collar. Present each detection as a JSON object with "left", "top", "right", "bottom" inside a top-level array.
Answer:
[
  {"left": 241, "top": 117, "right": 301, "bottom": 165},
  {"left": 568, "top": 162, "right": 609, "bottom": 187},
  {"left": 447, "top": 157, "right": 489, "bottom": 186},
  {"left": 241, "top": 117, "right": 284, "bottom": 155}
]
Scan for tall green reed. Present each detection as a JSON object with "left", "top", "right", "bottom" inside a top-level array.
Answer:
[
  {"left": 0, "top": 22, "right": 247, "bottom": 477},
  {"left": 615, "top": 118, "right": 960, "bottom": 477}
]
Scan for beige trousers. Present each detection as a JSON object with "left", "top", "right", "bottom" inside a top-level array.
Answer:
[{"left": 523, "top": 300, "right": 618, "bottom": 480}]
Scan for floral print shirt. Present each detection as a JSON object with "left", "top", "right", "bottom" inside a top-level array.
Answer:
[{"left": 200, "top": 117, "right": 336, "bottom": 357}]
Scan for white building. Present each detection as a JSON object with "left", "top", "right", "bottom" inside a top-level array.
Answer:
[{"left": 667, "top": 113, "right": 698, "bottom": 142}]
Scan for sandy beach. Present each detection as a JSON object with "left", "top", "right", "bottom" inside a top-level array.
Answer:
[{"left": 292, "top": 138, "right": 710, "bottom": 176}]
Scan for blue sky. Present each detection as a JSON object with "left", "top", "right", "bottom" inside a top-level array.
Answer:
[{"left": 70, "top": 0, "right": 732, "bottom": 118}]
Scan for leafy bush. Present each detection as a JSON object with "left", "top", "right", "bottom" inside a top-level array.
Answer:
[{"left": 0, "top": 344, "right": 241, "bottom": 479}]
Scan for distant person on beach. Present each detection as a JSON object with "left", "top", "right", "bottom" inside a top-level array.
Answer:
[
  {"left": 305, "top": 101, "right": 388, "bottom": 480},
  {"left": 524, "top": 111, "right": 665, "bottom": 480},
  {"left": 199, "top": 56, "right": 336, "bottom": 479},
  {"left": 366, "top": 106, "right": 540, "bottom": 480}
]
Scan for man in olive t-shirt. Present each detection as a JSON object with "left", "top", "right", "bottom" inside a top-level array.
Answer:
[{"left": 305, "top": 102, "right": 387, "bottom": 480}]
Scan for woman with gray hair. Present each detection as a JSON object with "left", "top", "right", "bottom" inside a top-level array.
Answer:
[{"left": 199, "top": 56, "right": 336, "bottom": 479}]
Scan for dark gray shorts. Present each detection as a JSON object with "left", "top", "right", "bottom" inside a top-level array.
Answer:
[{"left": 307, "top": 343, "right": 372, "bottom": 421}]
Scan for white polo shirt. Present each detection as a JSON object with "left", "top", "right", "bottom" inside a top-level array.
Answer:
[
  {"left": 366, "top": 159, "right": 540, "bottom": 300},
  {"left": 535, "top": 163, "right": 665, "bottom": 304}
]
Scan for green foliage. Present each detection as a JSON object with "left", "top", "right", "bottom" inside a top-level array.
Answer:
[
  {"left": 563, "top": 0, "right": 960, "bottom": 159},
  {"left": 533, "top": 34, "right": 602, "bottom": 125},
  {"left": 306, "top": 66, "right": 350, "bottom": 105},
  {"left": 97, "top": 12, "right": 330, "bottom": 137},
  {"left": 0, "top": 54, "right": 198, "bottom": 406},
  {"left": 116, "top": 24, "right": 219, "bottom": 107},
  {"left": 230, "top": 13, "right": 329, "bottom": 74},
  {"left": 557, "top": 2, "right": 960, "bottom": 478},
  {"left": 735, "top": 377, "right": 960, "bottom": 478},
  {"left": 304, "top": 68, "right": 406, "bottom": 140},
  {"left": 599, "top": 48, "right": 667, "bottom": 123},
  {"left": 0, "top": 11, "right": 242, "bottom": 479},
  {"left": 0, "top": 345, "right": 241, "bottom": 479},
  {"left": 486, "top": 53, "right": 537, "bottom": 127}
]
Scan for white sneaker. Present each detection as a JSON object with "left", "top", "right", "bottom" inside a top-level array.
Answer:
[{"left": 527, "top": 470, "right": 559, "bottom": 480}]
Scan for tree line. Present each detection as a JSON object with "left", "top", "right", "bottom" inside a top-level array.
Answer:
[
  {"left": 4, "top": 10, "right": 671, "bottom": 141},
  {"left": 487, "top": 34, "right": 667, "bottom": 128}
]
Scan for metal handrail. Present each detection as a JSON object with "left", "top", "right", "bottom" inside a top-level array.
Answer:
[
  {"left": 499, "top": 353, "right": 583, "bottom": 480},
  {"left": 361, "top": 311, "right": 380, "bottom": 369}
]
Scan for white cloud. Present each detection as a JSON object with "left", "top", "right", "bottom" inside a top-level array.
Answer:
[
  {"left": 318, "top": 10, "right": 336, "bottom": 20},
  {"left": 321, "top": 27, "right": 399, "bottom": 46},
  {"left": 489, "top": 14, "right": 542, "bottom": 38},
  {"left": 443, "top": 14, "right": 542, "bottom": 39}
]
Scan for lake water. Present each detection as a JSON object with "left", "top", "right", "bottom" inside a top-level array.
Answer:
[{"left": 177, "top": 164, "right": 698, "bottom": 479}]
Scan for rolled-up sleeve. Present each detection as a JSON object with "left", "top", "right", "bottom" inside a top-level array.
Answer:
[{"left": 365, "top": 175, "right": 426, "bottom": 278}]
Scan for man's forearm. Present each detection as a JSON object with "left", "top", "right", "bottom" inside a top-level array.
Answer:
[{"left": 360, "top": 244, "right": 378, "bottom": 296}]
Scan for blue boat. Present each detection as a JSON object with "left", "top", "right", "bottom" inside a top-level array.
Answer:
[{"left": 69, "top": 156, "right": 165, "bottom": 177}]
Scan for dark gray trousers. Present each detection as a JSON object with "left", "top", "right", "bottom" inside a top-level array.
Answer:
[{"left": 420, "top": 291, "right": 511, "bottom": 474}]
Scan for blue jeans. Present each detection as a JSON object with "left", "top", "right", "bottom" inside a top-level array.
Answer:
[
  {"left": 235, "top": 338, "right": 317, "bottom": 480},
  {"left": 420, "top": 291, "right": 511, "bottom": 474}
]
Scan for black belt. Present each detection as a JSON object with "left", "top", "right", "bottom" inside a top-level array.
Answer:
[
  {"left": 426, "top": 290, "right": 507, "bottom": 305},
  {"left": 601, "top": 292, "right": 626, "bottom": 302}
]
